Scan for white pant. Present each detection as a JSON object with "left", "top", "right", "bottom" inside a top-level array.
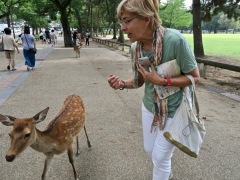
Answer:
[{"left": 142, "top": 103, "right": 175, "bottom": 180}]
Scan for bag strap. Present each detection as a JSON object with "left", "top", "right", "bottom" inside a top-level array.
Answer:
[
  {"left": 185, "top": 75, "right": 200, "bottom": 118},
  {"left": 24, "top": 34, "right": 30, "bottom": 49}
]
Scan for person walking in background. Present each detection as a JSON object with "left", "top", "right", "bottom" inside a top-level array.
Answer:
[
  {"left": 21, "top": 26, "right": 37, "bottom": 71},
  {"left": 17, "top": 31, "right": 23, "bottom": 46},
  {"left": 0, "top": 28, "right": 19, "bottom": 71},
  {"left": 72, "top": 31, "right": 77, "bottom": 45},
  {"left": 39, "top": 31, "right": 44, "bottom": 43},
  {"left": 85, "top": 30, "right": 90, "bottom": 46},
  {"left": 108, "top": 0, "right": 200, "bottom": 179},
  {"left": 50, "top": 29, "right": 57, "bottom": 47},
  {"left": 45, "top": 28, "right": 50, "bottom": 44}
]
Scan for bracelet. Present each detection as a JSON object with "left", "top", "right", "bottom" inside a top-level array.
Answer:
[
  {"left": 165, "top": 77, "right": 171, "bottom": 86},
  {"left": 119, "top": 80, "right": 126, "bottom": 90}
]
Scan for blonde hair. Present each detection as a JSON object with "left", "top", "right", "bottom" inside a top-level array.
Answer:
[{"left": 116, "top": 0, "right": 162, "bottom": 29}]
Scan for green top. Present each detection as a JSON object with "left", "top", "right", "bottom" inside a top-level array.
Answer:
[{"left": 130, "top": 28, "right": 197, "bottom": 117}]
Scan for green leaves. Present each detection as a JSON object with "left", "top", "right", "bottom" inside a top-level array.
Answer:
[
  {"left": 201, "top": 0, "right": 240, "bottom": 21},
  {"left": 160, "top": 0, "right": 192, "bottom": 29}
]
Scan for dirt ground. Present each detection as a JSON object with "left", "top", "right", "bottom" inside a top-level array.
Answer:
[
  {"left": 112, "top": 38, "right": 240, "bottom": 96},
  {"left": 199, "top": 55, "right": 240, "bottom": 95}
]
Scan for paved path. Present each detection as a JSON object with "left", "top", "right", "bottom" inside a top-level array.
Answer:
[
  {"left": 0, "top": 38, "right": 57, "bottom": 106},
  {"left": 0, "top": 36, "right": 239, "bottom": 180}
]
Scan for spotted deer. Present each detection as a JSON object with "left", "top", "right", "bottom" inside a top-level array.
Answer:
[
  {"left": 0, "top": 94, "right": 91, "bottom": 180},
  {"left": 73, "top": 39, "right": 83, "bottom": 58}
]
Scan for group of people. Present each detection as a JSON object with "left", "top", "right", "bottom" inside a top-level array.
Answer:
[
  {"left": 1, "top": 26, "right": 36, "bottom": 71},
  {"left": 0, "top": 0, "right": 201, "bottom": 179},
  {"left": 72, "top": 30, "right": 90, "bottom": 46},
  {"left": 1, "top": 26, "right": 59, "bottom": 72},
  {"left": 39, "top": 28, "right": 57, "bottom": 46}
]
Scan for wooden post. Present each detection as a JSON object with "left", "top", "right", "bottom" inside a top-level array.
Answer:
[{"left": 198, "top": 63, "right": 206, "bottom": 78}]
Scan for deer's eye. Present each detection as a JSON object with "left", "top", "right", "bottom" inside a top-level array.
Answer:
[
  {"left": 8, "top": 133, "right": 13, "bottom": 138},
  {"left": 24, "top": 133, "right": 31, "bottom": 139}
]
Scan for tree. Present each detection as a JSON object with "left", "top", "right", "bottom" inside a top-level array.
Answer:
[
  {"left": 202, "top": 14, "right": 220, "bottom": 33},
  {"left": 202, "top": 0, "right": 240, "bottom": 21},
  {"left": 192, "top": 0, "right": 204, "bottom": 57},
  {"left": 218, "top": 14, "right": 238, "bottom": 32},
  {"left": 117, "top": 30, "right": 124, "bottom": 43},
  {"left": 101, "top": 0, "right": 120, "bottom": 39},
  {"left": 16, "top": 0, "right": 49, "bottom": 34},
  {"left": 160, "top": 0, "right": 192, "bottom": 29},
  {"left": 85, "top": 0, "right": 91, "bottom": 34},
  {"left": 50, "top": 0, "right": 73, "bottom": 47},
  {"left": 192, "top": 0, "right": 240, "bottom": 57},
  {"left": 0, "top": 0, "right": 27, "bottom": 38},
  {"left": 70, "top": 0, "right": 86, "bottom": 37},
  {"left": 0, "top": 0, "right": 23, "bottom": 26}
]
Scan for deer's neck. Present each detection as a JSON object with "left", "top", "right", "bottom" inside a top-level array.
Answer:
[{"left": 30, "top": 129, "right": 58, "bottom": 154}]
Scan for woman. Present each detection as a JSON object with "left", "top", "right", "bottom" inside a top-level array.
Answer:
[
  {"left": 21, "top": 26, "right": 36, "bottom": 71},
  {"left": 108, "top": 0, "right": 200, "bottom": 179},
  {"left": 50, "top": 29, "right": 57, "bottom": 47},
  {"left": 85, "top": 31, "right": 90, "bottom": 46},
  {"left": 72, "top": 31, "right": 78, "bottom": 45},
  {"left": 1, "top": 28, "right": 19, "bottom": 71}
]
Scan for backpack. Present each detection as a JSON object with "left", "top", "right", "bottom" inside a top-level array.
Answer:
[{"left": 86, "top": 33, "right": 90, "bottom": 38}]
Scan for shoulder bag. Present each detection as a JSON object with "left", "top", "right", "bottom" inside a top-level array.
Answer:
[
  {"left": 0, "top": 35, "right": 4, "bottom": 51},
  {"left": 24, "top": 35, "right": 37, "bottom": 54},
  {"left": 163, "top": 75, "right": 206, "bottom": 158}
]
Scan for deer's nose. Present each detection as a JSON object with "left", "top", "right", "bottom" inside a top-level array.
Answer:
[{"left": 6, "top": 155, "right": 15, "bottom": 162}]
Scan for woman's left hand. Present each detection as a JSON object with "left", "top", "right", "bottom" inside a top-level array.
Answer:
[{"left": 138, "top": 64, "right": 165, "bottom": 86}]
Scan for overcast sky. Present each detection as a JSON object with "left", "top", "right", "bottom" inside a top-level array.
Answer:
[
  {"left": 161, "top": 0, "right": 192, "bottom": 8},
  {"left": 184, "top": 0, "right": 192, "bottom": 7}
]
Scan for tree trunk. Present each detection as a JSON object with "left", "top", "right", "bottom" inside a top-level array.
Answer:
[
  {"left": 96, "top": 8, "right": 100, "bottom": 37},
  {"left": 60, "top": 9, "right": 73, "bottom": 47},
  {"left": 192, "top": 0, "right": 204, "bottom": 57},
  {"left": 117, "top": 30, "right": 124, "bottom": 43},
  {"left": 50, "top": 0, "right": 73, "bottom": 47},
  {"left": 6, "top": 14, "right": 11, "bottom": 27},
  {"left": 74, "top": 9, "right": 83, "bottom": 37},
  {"left": 112, "top": 21, "right": 117, "bottom": 39},
  {"left": 90, "top": 0, "right": 93, "bottom": 37},
  {"left": 86, "top": 1, "right": 90, "bottom": 32},
  {"left": 32, "top": 27, "right": 35, "bottom": 35}
]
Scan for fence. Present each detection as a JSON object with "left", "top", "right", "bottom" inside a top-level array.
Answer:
[
  {"left": 92, "top": 37, "right": 131, "bottom": 52},
  {"left": 92, "top": 37, "right": 240, "bottom": 77}
]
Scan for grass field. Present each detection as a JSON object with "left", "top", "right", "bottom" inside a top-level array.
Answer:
[
  {"left": 182, "top": 33, "right": 240, "bottom": 61},
  {"left": 122, "top": 33, "right": 240, "bottom": 60}
]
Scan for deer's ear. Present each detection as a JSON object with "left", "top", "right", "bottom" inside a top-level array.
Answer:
[
  {"left": 33, "top": 107, "right": 49, "bottom": 124},
  {"left": 0, "top": 114, "right": 16, "bottom": 126}
]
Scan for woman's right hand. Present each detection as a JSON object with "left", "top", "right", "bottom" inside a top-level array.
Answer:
[{"left": 108, "top": 74, "right": 123, "bottom": 90}]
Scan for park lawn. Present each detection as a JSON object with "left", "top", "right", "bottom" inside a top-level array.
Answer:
[
  {"left": 183, "top": 33, "right": 240, "bottom": 61},
  {"left": 123, "top": 33, "right": 240, "bottom": 60}
]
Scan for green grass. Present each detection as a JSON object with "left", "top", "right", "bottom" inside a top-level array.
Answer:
[
  {"left": 182, "top": 33, "right": 240, "bottom": 60},
  {"left": 123, "top": 33, "right": 240, "bottom": 60}
]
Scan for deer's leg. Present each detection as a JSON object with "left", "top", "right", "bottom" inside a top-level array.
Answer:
[
  {"left": 84, "top": 126, "right": 92, "bottom": 148},
  {"left": 68, "top": 146, "right": 78, "bottom": 180},
  {"left": 42, "top": 153, "right": 54, "bottom": 180},
  {"left": 76, "top": 136, "right": 80, "bottom": 156}
]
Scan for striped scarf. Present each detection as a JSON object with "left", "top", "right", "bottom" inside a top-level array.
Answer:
[{"left": 133, "top": 26, "right": 168, "bottom": 131}]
